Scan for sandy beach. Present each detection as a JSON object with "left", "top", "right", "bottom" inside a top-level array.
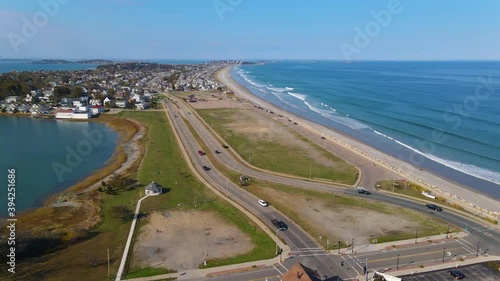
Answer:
[{"left": 217, "top": 66, "right": 500, "bottom": 221}]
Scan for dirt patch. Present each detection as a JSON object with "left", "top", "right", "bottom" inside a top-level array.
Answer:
[
  {"left": 132, "top": 210, "right": 254, "bottom": 271},
  {"left": 173, "top": 91, "right": 241, "bottom": 109},
  {"left": 259, "top": 187, "right": 421, "bottom": 244}
]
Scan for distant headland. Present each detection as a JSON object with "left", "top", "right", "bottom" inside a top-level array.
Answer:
[{"left": 32, "top": 59, "right": 114, "bottom": 64}]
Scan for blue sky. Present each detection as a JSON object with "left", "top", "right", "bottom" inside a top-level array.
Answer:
[{"left": 1, "top": 0, "right": 499, "bottom": 60}]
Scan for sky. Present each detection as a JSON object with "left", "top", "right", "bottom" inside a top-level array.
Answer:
[{"left": 0, "top": 0, "right": 499, "bottom": 60}]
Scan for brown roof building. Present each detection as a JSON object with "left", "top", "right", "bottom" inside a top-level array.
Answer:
[{"left": 281, "top": 263, "right": 323, "bottom": 281}]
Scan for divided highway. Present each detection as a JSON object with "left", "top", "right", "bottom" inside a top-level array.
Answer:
[{"left": 161, "top": 98, "right": 499, "bottom": 280}]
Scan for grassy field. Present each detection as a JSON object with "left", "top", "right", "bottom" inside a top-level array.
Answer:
[
  {"left": 197, "top": 108, "right": 357, "bottom": 185},
  {"left": 118, "top": 111, "right": 275, "bottom": 277},
  {"left": 3, "top": 110, "right": 274, "bottom": 281},
  {"left": 184, "top": 115, "right": 456, "bottom": 248}
]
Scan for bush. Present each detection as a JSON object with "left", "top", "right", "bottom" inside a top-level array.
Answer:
[{"left": 111, "top": 205, "right": 133, "bottom": 222}]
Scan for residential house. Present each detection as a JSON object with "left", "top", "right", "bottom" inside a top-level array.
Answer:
[
  {"left": 187, "top": 94, "right": 197, "bottom": 102},
  {"left": 115, "top": 100, "right": 128, "bottom": 108},
  {"left": 17, "top": 104, "right": 30, "bottom": 113},
  {"left": 61, "top": 98, "right": 74, "bottom": 106},
  {"left": 135, "top": 102, "right": 149, "bottom": 110},
  {"left": 90, "top": 105, "right": 105, "bottom": 116},
  {"left": 6, "top": 104, "right": 17, "bottom": 113},
  {"left": 131, "top": 93, "right": 142, "bottom": 103},
  {"left": 5, "top": 96, "right": 22, "bottom": 104},
  {"left": 89, "top": 99, "right": 101, "bottom": 106},
  {"left": 103, "top": 97, "right": 114, "bottom": 107},
  {"left": 72, "top": 100, "right": 83, "bottom": 107},
  {"left": 145, "top": 181, "right": 162, "bottom": 196}
]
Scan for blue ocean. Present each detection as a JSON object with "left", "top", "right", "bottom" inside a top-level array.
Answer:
[{"left": 233, "top": 61, "right": 500, "bottom": 198}]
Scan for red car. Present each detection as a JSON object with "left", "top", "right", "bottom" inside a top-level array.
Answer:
[{"left": 197, "top": 150, "right": 205, "bottom": 155}]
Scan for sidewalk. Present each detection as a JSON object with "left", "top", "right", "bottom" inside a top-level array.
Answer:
[
  {"left": 126, "top": 256, "right": 282, "bottom": 281},
  {"left": 329, "top": 232, "right": 469, "bottom": 255}
]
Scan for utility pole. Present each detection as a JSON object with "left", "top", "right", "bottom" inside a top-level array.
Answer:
[
  {"left": 442, "top": 248, "right": 446, "bottom": 262},
  {"left": 396, "top": 254, "right": 400, "bottom": 269},
  {"left": 446, "top": 226, "right": 450, "bottom": 239},
  {"left": 351, "top": 238, "right": 354, "bottom": 254},
  {"left": 415, "top": 230, "right": 418, "bottom": 244},
  {"left": 476, "top": 242, "right": 480, "bottom": 257},
  {"left": 107, "top": 248, "right": 110, "bottom": 280},
  {"left": 309, "top": 163, "right": 312, "bottom": 179},
  {"left": 365, "top": 258, "right": 368, "bottom": 280},
  {"left": 338, "top": 240, "right": 341, "bottom": 254}
]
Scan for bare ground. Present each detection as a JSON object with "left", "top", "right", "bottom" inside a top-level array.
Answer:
[
  {"left": 131, "top": 210, "right": 254, "bottom": 271},
  {"left": 258, "top": 186, "right": 430, "bottom": 245}
]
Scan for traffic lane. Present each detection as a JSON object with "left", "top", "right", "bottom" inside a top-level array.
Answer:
[
  {"left": 180, "top": 105, "right": 348, "bottom": 194},
  {"left": 350, "top": 246, "right": 473, "bottom": 272},
  {"left": 401, "top": 262, "right": 500, "bottom": 281},
  {"left": 166, "top": 103, "right": 321, "bottom": 253}
]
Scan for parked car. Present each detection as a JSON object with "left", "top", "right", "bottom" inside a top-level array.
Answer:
[
  {"left": 202, "top": 165, "right": 211, "bottom": 171},
  {"left": 448, "top": 269, "right": 465, "bottom": 279},
  {"left": 357, "top": 189, "right": 371, "bottom": 195},
  {"left": 425, "top": 204, "right": 443, "bottom": 212},
  {"left": 271, "top": 219, "right": 288, "bottom": 231},
  {"left": 258, "top": 200, "right": 269, "bottom": 207}
]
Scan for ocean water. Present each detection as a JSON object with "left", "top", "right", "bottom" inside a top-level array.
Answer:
[
  {"left": 233, "top": 61, "right": 500, "bottom": 198},
  {"left": 0, "top": 59, "right": 100, "bottom": 73},
  {"left": 0, "top": 117, "right": 118, "bottom": 214}
]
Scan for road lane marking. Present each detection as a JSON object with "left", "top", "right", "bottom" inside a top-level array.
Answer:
[
  {"left": 273, "top": 265, "right": 284, "bottom": 275},
  {"left": 364, "top": 247, "right": 463, "bottom": 263}
]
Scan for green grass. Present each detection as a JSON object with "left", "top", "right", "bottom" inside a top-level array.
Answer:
[
  {"left": 117, "top": 111, "right": 275, "bottom": 273},
  {"left": 125, "top": 267, "right": 173, "bottom": 279},
  {"left": 197, "top": 108, "right": 357, "bottom": 185},
  {"left": 183, "top": 117, "right": 455, "bottom": 247}
]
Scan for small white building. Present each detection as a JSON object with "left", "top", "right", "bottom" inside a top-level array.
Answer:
[
  {"left": 115, "top": 100, "right": 128, "bottom": 108},
  {"left": 90, "top": 105, "right": 105, "bottom": 116},
  {"left": 55, "top": 109, "right": 74, "bottom": 119},
  {"left": 135, "top": 102, "right": 149, "bottom": 110},
  {"left": 145, "top": 181, "right": 162, "bottom": 196}
]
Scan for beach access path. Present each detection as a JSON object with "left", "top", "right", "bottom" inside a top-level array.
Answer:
[{"left": 217, "top": 66, "right": 500, "bottom": 221}]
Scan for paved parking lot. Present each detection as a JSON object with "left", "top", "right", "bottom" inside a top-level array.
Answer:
[{"left": 401, "top": 262, "right": 500, "bottom": 281}]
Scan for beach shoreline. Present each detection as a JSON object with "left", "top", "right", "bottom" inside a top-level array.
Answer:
[{"left": 217, "top": 65, "right": 500, "bottom": 221}]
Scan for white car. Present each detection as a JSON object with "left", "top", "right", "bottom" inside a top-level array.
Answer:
[{"left": 258, "top": 200, "right": 269, "bottom": 207}]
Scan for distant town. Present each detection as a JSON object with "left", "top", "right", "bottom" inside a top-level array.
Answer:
[{"left": 0, "top": 60, "right": 241, "bottom": 119}]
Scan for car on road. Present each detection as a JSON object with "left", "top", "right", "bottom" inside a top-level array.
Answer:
[
  {"left": 202, "top": 165, "right": 211, "bottom": 171},
  {"left": 357, "top": 189, "right": 371, "bottom": 195},
  {"left": 258, "top": 200, "right": 269, "bottom": 207},
  {"left": 197, "top": 150, "right": 206, "bottom": 156},
  {"left": 321, "top": 136, "right": 326, "bottom": 139},
  {"left": 214, "top": 150, "right": 221, "bottom": 154},
  {"left": 271, "top": 219, "right": 288, "bottom": 231},
  {"left": 222, "top": 144, "right": 229, "bottom": 148},
  {"left": 448, "top": 269, "right": 465, "bottom": 279},
  {"left": 425, "top": 204, "right": 443, "bottom": 211}
]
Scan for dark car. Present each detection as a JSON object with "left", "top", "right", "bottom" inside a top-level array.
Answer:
[
  {"left": 425, "top": 204, "right": 443, "bottom": 211},
  {"left": 202, "top": 165, "right": 211, "bottom": 171},
  {"left": 214, "top": 150, "right": 221, "bottom": 154},
  {"left": 448, "top": 269, "right": 465, "bottom": 279},
  {"left": 271, "top": 219, "right": 288, "bottom": 231},
  {"left": 357, "top": 189, "right": 371, "bottom": 195},
  {"left": 222, "top": 144, "right": 229, "bottom": 148}
]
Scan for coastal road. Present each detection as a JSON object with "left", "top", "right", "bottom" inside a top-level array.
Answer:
[
  {"left": 165, "top": 100, "right": 322, "bottom": 255},
  {"left": 162, "top": 99, "right": 499, "bottom": 280},
  {"left": 168, "top": 96, "right": 500, "bottom": 255}
]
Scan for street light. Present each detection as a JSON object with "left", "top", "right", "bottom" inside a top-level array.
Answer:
[
  {"left": 442, "top": 248, "right": 446, "bottom": 262},
  {"left": 476, "top": 242, "right": 480, "bottom": 257},
  {"left": 338, "top": 240, "right": 341, "bottom": 254},
  {"left": 415, "top": 230, "right": 418, "bottom": 244},
  {"left": 351, "top": 238, "right": 354, "bottom": 254},
  {"left": 396, "top": 254, "right": 400, "bottom": 269}
]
